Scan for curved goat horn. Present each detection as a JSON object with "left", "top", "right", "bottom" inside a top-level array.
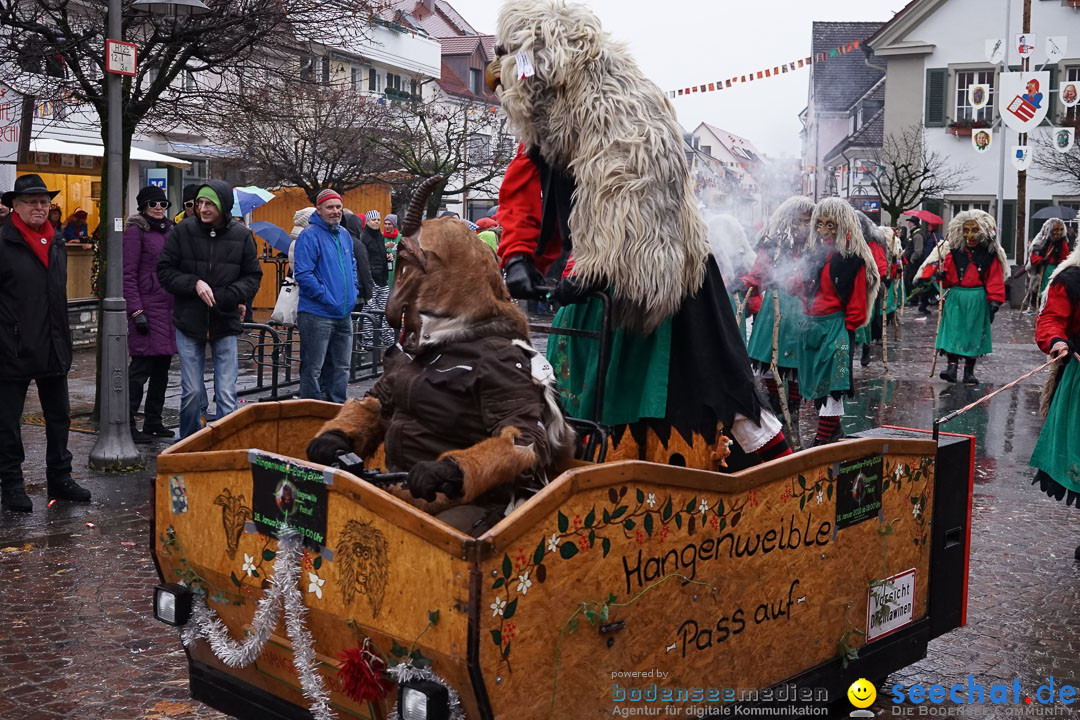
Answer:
[{"left": 401, "top": 176, "right": 444, "bottom": 237}]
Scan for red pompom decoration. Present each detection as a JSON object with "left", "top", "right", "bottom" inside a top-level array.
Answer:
[{"left": 337, "top": 639, "right": 391, "bottom": 704}]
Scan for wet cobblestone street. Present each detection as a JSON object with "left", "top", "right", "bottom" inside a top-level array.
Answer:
[{"left": 0, "top": 306, "right": 1076, "bottom": 719}]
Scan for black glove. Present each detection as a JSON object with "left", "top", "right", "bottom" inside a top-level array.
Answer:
[
  {"left": 133, "top": 313, "right": 150, "bottom": 336},
  {"left": 988, "top": 301, "right": 1001, "bottom": 323},
  {"left": 551, "top": 274, "right": 599, "bottom": 305},
  {"left": 406, "top": 459, "right": 464, "bottom": 502},
  {"left": 306, "top": 429, "right": 353, "bottom": 466},
  {"left": 503, "top": 255, "right": 545, "bottom": 300}
]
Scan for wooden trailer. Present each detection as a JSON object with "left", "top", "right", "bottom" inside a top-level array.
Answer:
[{"left": 151, "top": 401, "right": 973, "bottom": 720}]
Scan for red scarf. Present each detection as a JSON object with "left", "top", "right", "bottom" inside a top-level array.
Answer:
[
  {"left": 11, "top": 212, "right": 52, "bottom": 267},
  {"left": 382, "top": 228, "right": 399, "bottom": 241}
]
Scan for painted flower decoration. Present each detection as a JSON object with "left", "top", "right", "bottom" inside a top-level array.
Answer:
[
  {"left": 698, "top": 498, "right": 709, "bottom": 515},
  {"left": 490, "top": 597, "right": 507, "bottom": 617},
  {"left": 242, "top": 553, "right": 256, "bottom": 577},
  {"left": 646, "top": 493, "right": 657, "bottom": 508},
  {"left": 307, "top": 571, "right": 325, "bottom": 599},
  {"left": 912, "top": 501, "right": 921, "bottom": 518},
  {"left": 516, "top": 572, "right": 532, "bottom": 595},
  {"left": 816, "top": 490, "right": 824, "bottom": 505},
  {"left": 894, "top": 464, "right": 904, "bottom": 481},
  {"left": 547, "top": 532, "right": 560, "bottom": 553}
]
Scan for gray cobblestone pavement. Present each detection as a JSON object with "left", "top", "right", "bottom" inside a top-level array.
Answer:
[{"left": 0, "top": 306, "right": 1076, "bottom": 719}]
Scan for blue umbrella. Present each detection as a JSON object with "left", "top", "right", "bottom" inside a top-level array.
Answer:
[
  {"left": 232, "top": 186, "right": 276, "bottom": 217},
  {"left": 250, "top": 221, "right": 292, "bottom": 254}
]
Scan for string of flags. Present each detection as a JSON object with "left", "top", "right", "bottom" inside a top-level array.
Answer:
[{"left": 667, "top": 37, "right": 870, "bottom": 98}]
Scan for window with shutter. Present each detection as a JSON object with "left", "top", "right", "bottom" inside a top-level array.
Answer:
[
  {"left": 1000, "top": 200, "right": 1016, "bottom": 258},
  {"left": 925, "top": 68, "right": 948, "bottom": 127},
  {"left": 1029, "top": 200, "right": 1052, "bottom": 240}
]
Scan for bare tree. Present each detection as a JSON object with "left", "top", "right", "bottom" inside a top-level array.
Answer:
[
  {"left": 214, "top": 83, "right": 397, "bottom": 203},
  {"left": 1032, "top": 130, "right": 1080, "bottom": 193},
  {"left": 373, "top": 92, "right": 516, "bottom": 218},
  {"left": 865, "top": 124, "right": 973, "bottom": 222}
]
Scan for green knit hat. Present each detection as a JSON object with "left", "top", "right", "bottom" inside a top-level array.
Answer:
[{"left": 196, "top": 185, "right": 222, "bottom": 212}]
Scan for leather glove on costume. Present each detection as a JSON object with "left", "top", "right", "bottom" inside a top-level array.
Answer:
[
  {"left": 504, "top": 255, "right": 546, "bottom": 300},
  {"left": 552, "top": 274, "right": 599, "bottom": 305},
  {"left": 407, "top": 459, "right": 464, "bottom": 502},
  {"left": 134, "top": 313, "right": 150, "bottom": 336},
  {"left": 306, "top": 429, "right": 353, "bottom": 466},
  {"left": 988, "top": 301, "right": 1001, "bottom": 323}
]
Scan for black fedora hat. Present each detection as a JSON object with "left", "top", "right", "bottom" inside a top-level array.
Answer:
[{"left": 2, "top": 173, "right": 60, "bottom": 208}]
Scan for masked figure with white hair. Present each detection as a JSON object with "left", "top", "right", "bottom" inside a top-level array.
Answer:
[
  {"left": 1029, "top": 218, "right": 1071, "bottom": 300},
  {"left": 1030, "top": 244, "right": 1080, "bottom": 556},
  {"left": 916, "top": 210, "right": 1007, "bottom": 384},
  {"left": 792, "top": 198, "right": 880, "bottom": 445},
  {"left": 490, "top": 0, "right": 791, "bottom": 469},
  {"left": 853, "top": 212, "right": 889, "bottom": 367},
  {"left": 741, "top": 196, "right": 815, "bottom": 438}
]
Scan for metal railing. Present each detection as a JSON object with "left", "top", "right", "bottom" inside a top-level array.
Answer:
[{"left": 235, "top": 312, "right": 391, "bottom": 401}]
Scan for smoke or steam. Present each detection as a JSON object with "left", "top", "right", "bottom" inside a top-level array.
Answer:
[{"left": 704, "top": 211, "right": 756, "bottom": 286}]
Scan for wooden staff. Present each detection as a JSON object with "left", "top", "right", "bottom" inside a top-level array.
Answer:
[
  {"left": 880, "top": 286, "right": 889, "bottom": 372},
  {"left": 769, "top": 290, "right": 798, "bottom": 451},
  {"left": 929, "top": 288, "right": 949, "bottom": 378},
  {"left": 735, "top": 287, "right": 755, "bottom": 328}
]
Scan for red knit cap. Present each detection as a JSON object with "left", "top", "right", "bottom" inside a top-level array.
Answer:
[{"left": 316, "top": 189, "right": 343, "bottom": 206}]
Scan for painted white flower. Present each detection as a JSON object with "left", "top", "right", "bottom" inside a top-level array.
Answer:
[
  {"left": 912, "top": 502, "right": 921, "bottom": 518},
  {"left": 646, "top": 493, "right": 657, "bottom": 508},
  {"left": 241, "top": 553, "right": 256, "bottom": 577},
  {"left": 516, "top": 572, "right": 532, "bottom": 595},
  {"left": 698, "top": 498, "right": 709, "bottom": 515},
  {"left": 490, "top": 597, "right": 507, "bottom": 617},
  {"left": 307, "top": 572, "right": 325, "bottom": 599},
  {"left": 547, "top": 532, "right": 560, "bottom": 553},
  {"left": 894, "top": 465, "right": 904, "bottom": 480},
  {"left": 816, "top": 490, "right": 824, "bottom": 505}
]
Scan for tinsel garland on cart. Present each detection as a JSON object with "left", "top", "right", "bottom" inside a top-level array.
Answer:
[
  {"left": 386, "top": 662, "right": 465, "bottom": 720},
  {"left": 179, "top": 529, "right": 335, "bottom": 720}
]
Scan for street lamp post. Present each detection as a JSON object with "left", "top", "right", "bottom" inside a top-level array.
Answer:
[{"left": 89, "top": 0, "right": 208, "bottom": 470}]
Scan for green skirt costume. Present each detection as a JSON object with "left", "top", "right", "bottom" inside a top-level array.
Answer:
[
  {"left": 936, "top": 286, "right": 991, "bottom": 358},
  {"left": 547, "top": 299, "right": 671, "bottom": 426},
  {"left": 796, "top": 312, "right": 852, "bottom": 401},
  {"left": 746, "top": 288, "right": 802, "bottom": 369},
  {"left": 1038, "top": 263, "right": 1058, "bottom": 297},
  {"left": 1030, "top": 358, "right": 1080, "bottom": 507},
  {"left": 884, "top": 280, "right": 899, "bottom": 314}
]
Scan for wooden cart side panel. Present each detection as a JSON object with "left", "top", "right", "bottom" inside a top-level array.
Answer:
[
  {"left": 153, "top": 451, "right": 474, "bottom": 716},
  {"left": 476, "top": 446, "right": 936, "bottom": 720}
]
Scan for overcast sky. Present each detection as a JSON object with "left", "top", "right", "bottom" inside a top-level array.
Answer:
[{"left": 448, "top": 0, "right": 908, "bottom": 158}]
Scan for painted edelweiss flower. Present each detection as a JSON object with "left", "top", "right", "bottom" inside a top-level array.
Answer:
[
  {"left": 307, "top": 572, "right": 325, "bottom": 599},
  {"left": 894, "top": 464, "right": 904, "bottom": 480},
  {"left": 816, "top": 490, "right": 824, "bottom": 505},
  {"left": 547, "top": 533, "right": 560, "bottom": 553},
  {"left": 698, "top": 498, "right": 709, "bottom": 515},
  {"left": 912, "top": 502, "right": 921, "bottom": 518},
  {"left": 516, "top": 572, "right": 532, "bottom": 595},
  {"left": 242, "top": 553, "right": 256, "bottom": 577},
  {"left": 646, "top": 493, "right": 657, "bottom": 508},
  {"left": 490, "top": 597, "right": 507, "bottom": 617}
]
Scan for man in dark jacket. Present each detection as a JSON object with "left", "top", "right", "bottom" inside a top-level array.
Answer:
[
  {"left": 357, "top": 209, "right": 393, "bottom": 346},
  {"left": 157, "top": 181, "right": 262, "bottom": 439},
  {"left": 0, "top": 174, "right": 91, "bottom": 511}
]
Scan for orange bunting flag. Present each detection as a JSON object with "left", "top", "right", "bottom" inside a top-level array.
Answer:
[
  {"left": 756, "top": 71, "right": 763, "bottom": 79},
  {"left": 726, "top": 79, "right": 732, "bottom": 87},
  {"left": 708, "top": 83, "right": 715, "bottom": 91},
  {"left": 765, "top": 69, "right": 771, "bottom": 77},
  {"left": 805, "top": 56, "right": 812, "bottom": 64}
]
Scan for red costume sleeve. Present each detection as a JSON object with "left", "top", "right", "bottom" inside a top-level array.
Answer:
[
  {"left": 741, "top": 249, "right": 771, "bottom": 295},
  {"left": 985, "top": 258, "right": 1006, "bottom": 304},
  {"left": 1036, "top": 283, "right": 1073, "bottom": 354},
  {"left": 845, "top": 268, "right": 868, "bottom": 331},
  {"left": 495, "top": 145, "right": 563, "bottom": 275},
  {"left": 937, "top": 253, "right": 959, "bottom": 288},
  {"left": 870, "top": 243, "right": 887, "bottom": 279},
  {"left": 1030, "top": 250, "right": 1044, "bottom": 266}
]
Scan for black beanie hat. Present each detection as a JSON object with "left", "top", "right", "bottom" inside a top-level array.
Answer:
[
  {"left": 136, "top": 185, "right": 168, "bottom": 210},
  {"left": 182, "top": 183, "right": 200, "bottom": 203}
]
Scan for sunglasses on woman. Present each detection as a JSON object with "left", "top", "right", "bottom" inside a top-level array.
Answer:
[{"left": 146, "top": 200, "right": 170, "bottom": 209}]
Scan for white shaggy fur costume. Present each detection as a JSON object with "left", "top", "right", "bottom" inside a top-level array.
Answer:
[{"left": 496, "top": 0, "right": 708, "bottom": 334}]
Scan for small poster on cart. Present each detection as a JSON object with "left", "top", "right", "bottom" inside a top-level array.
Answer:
[
  {"left": 250, "top": 450, "right": 330, "bottom": 548},
  {"left": 834, "top": 454, "right": 884, "bottom": 529},
  {"left": 867, "top": 568, "right": 917, "bottom": 641}
]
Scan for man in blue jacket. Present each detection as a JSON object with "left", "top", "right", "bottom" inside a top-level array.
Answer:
[{"left": 294, "top": 189, "right": 359, "bottom": 403}]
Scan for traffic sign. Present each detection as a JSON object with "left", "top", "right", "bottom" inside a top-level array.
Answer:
[{"left": 106, "top": 39, "right": 137, "bottom": 76}]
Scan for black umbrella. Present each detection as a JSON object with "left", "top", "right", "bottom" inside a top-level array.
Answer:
[
  {"left": 485, "top": 204, "right": 499, "bottom": 218},
  {"left": 1032, "top": 205, "right": 1078, "bottom": 221}
]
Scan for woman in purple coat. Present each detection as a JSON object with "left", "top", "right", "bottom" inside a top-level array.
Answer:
[{"left": 124, "top": 186, "right": 177, "bottom": 442}]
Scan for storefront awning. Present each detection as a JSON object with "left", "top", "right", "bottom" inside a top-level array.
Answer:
[{"left": 29, "top": 138, "right": 191, "bottom": 167}]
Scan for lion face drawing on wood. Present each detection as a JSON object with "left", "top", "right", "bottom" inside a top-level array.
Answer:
[{"left": 336, "top": 520, "right": 389, "bottom": 618}]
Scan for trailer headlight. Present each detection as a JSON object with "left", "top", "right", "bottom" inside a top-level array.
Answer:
[
  {"left": 398, "top": 679, "right": 450, "bottom": 720},
  {"left": 154, "top": 583, "right": 193, "bottom": 626}
]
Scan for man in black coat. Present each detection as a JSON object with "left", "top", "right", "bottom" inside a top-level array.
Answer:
[
  {"left": 0, "top": 174, "right": 91, "bottom": 511},
  {"left": 157, "top": 181, "right": 262, "bottom": 439}
]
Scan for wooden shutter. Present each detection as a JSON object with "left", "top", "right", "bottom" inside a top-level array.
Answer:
[
  {"left": 925, "top": 69, "right": 948, "bottom": 127},
  {"left": 1048, "top": 66, "right": 1059, "bottom": 121},
  {"left": 1000, "top": 200, "right": 1017, "bottom": 259}
]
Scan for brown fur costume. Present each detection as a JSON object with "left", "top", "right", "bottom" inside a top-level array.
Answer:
[{"left": 307, "top": 178, "right": 574, "bottom": 518}]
